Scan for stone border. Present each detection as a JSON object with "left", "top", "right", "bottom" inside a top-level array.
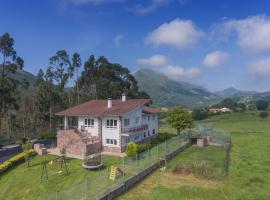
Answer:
[{"left": 99, "top": 141, "right": 191, "bottom": 200}]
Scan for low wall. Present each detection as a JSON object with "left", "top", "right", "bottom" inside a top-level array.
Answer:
[{"left": 99, "top": 141, "right": 191, "bottom": 200}]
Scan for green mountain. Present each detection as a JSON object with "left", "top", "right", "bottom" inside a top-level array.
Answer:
[
  {"left": 10, "top": 69, "right": 37, "bottom": 92},
  {"left": 215, "top": 87, "right": 257, "bottom": 98},
  {"left": 134, "top": 69, "right": 221, "bottom": 108}
]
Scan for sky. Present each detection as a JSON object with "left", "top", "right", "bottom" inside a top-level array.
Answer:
[{"left": 1, "top": 0, "right": 270, "bottom": 92}]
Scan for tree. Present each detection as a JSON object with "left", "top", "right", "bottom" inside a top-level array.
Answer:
[
  {"left": 79, "top": 55, "right": 149, "bottom": 101},
  {"left": 0, "top": 33, "right": 23, "bottom": 135},
  {"left": 72, "top": 52, "right": 81, "bottom": 104},
  {"left": 49, "top": 50, "right": 74, "bottom": 90},
  {"left": 192, "top": 108, "right": 208, "bottom": 120},
  {"left": 166, "top": 106, "right": 194, "bottom": 135},
  {"left": 259, "top": 111, "right": 269, "bottom": 119},
  {"left": 256, "top": 100, "right": 269, "bottom": 111}
]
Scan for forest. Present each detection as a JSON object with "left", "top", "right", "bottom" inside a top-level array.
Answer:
[{"left": 0, "top": 32, "right": 149, "bottom": 145}]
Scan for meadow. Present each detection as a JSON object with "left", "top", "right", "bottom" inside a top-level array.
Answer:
[{"left": 119, "top": 112, "right": 270, "bottom": 200}]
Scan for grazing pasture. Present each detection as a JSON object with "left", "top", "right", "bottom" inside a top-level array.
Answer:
[{"left": 119, "top": 112, "right": 270, "bottom": 200}]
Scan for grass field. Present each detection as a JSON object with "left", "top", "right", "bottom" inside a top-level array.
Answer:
[
  {"left": 119, "top": 112, "right": 270, "bottom": 200},
  {"left": 0, "top": 135, "right": 187, "bottom": 200}
]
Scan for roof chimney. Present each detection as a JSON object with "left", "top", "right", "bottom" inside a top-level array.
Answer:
[
  {"left": 107, "top": 98, "right": 112, "bottom": 108},
  {"left": 122, "top": 93, "right": 126, "bottom": 102}
]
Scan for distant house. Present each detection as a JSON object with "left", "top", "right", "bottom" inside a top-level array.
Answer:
[
  {"left": 55, "top": 94, "right": 160, "bottom": 157},
  {"left": 209, "top": 107, "right": 231, "bottom": 113},
  {"left": 209, "top": 108, "right": 221, "bottom": 113},
  {"left": 220, "top": 107, "right": 231, "bottom": 112}
]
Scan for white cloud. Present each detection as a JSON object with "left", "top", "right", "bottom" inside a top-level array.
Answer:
[
  {"left": 130, "top": 0, "right": 172, "bottom": 15},
  {"left": 137, "top": 54, "right": 168, "bottom": 67},
  {"left": 145, "top": 18, "right": 204, "bottom": 49},
  {"left": 202, "top": 51, "right": 229, "bottom": 68},
  {"left": 113, "top": 34, "right": 124, "bottom": 46},
  {"left": 62, "top": 0, "right": 123, "bottom": 5},
  {"left": 215, "top": 15, "right": 270, "bottom": 53},
  {"left": 162, "top": 65, "right": 201, "bottom": 79},
  {"left": 137, "top": 54, "right": 201, "bottom": 79},
  {"left": 250, "top": 58, "right": 270, "bottom": 77}
]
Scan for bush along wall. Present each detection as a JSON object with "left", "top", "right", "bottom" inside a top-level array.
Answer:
[{"left": 0, "top": 149, "right": 36, "bottom": 174}]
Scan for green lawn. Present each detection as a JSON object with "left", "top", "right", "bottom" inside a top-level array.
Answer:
[
  {"left": 119, "top": 112, "right": 270, "bottom": 200},
  {"left": 0, "top": 155, "right": 122, "bottom": 200},
  {"left": 0, "top": 135, "right": 187, "bottom": 200}
]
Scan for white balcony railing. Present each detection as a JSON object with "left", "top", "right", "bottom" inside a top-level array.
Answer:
[{"left": 121, "top": 124, "right": 148, "bottom": 134}]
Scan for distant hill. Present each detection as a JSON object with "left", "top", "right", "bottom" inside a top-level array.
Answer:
[
  {"left": 9, "top": 69, "right": 37, "bottom": 92},
  {"left": 214, "top": 87, "right": 257, "bottom": 97},
  {"left": 134, "top": 69, "right": 221, "bottom": 108}
]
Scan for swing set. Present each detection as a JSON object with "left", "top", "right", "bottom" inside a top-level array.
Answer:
[{"left": 40, "top": 156, "right": 69, "bottom": 181}]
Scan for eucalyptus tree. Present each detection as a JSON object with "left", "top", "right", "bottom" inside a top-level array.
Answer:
[
  {"left": 0, "top": 32, "right": 24, "bottom": 135},
  {"left": 72, "top": 52, "right": 81, "bottom": 104}
]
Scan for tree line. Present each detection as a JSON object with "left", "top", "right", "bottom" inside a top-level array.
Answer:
[
  {"left": 192, "top": 98, "right": 269, "bottom": 120},
  {"left": 0, "top": 32, "right": 149, "bottom": 144}
]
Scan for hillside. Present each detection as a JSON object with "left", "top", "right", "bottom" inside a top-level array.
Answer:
[
  {"left": 134, "top": 69, "right": 221, "bottom": 108},
  {"left": 214, "top": 87, "right": 257, "bottom": 97}
]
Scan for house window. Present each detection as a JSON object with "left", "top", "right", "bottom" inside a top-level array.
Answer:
[
  {"left": 106, "top": 119, "right": 117, "bottom": 128},
  {"left": 152, "top": 115, "right": 155, "bottom": 120},
  {"left": 143, "top": 132, "right": 146, "bottom": 138},
  {"left": 135, "top": 117, "right": 140, "bottom": 124},
  {"left": 148, "top": 116, "right": 150, "bottom": 121},
  {"left": 124, "top": 119, "right": 130, "bottom": 126},
  {"left": 84, "top": 118, "right": 94, "bottom": 127},
  {"left": 106, "top": 139, "right": 117, "bottom": 145},
  {"left": 152, "top": 129, "right": 156, "bottom": 135},
  {"left": 148, "top": 130, "right": 150, "bottom": 136}
]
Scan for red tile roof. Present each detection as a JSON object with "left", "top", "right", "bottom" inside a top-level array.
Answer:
[
  {"left": 142, "top": 106, "right": 161, "bottom": 114},
  {"left": 55, "top": 99, "right": 150, "bottom": 117}
]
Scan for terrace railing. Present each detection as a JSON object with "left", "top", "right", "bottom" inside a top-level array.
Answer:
[{"left": 121, "top": 124, "right": 148, "bottom": 134}]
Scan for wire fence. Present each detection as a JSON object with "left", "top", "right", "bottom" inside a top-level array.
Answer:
[{"left": 40, "top": 134, "right": 189, "bottom": 200}]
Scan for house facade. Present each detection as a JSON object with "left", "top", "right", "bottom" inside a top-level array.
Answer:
[{"left": 55, "top": 94, "right": 160, "bottom": 155}]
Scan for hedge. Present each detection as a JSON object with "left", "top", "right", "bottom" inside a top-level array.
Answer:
[{"left": 0, "top": 149, "right": 36, "bottom": 174}]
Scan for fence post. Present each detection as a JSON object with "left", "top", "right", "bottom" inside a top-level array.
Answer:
[
  {"left": 157, "top": 144, "right": 159, "bottom": 159},
  {"left": 56, "top": 190, "right": 59, "bottom": 200},
  {"left": 84, "top": 178, "right": 88, "bottom": 200},
  {"left": 136, "top": 153, "right": 138, "bottom": 173}
]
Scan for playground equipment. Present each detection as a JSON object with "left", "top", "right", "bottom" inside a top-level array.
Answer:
[
  {"left": 40, "top": 156, "right": 68, "bottom": 181},
  {"left": 82, "top": 152, "right": 103, "bottom": 170},
  {"left": 109, "top": 166, "right": 127, "bottom": 181}
]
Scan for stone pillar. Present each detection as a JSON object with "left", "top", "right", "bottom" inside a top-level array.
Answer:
[{"left": 64, "top": 116, "right": 68, "bottom": 130}]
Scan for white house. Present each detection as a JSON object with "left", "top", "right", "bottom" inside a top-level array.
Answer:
[{"left": 55, "top": 94, "right": 160, "bottom": 155}]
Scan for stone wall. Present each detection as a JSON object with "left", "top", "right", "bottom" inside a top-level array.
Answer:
[{"left": 57, "top": 129, "right": 101, "bottom": 157}]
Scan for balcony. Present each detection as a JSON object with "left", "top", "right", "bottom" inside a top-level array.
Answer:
[{"left": 121, "top": 124, "right": 148, "bottom": 135}]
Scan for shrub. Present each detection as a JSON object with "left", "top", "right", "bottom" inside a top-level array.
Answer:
[
  {"left": 0, "top": 149, "right": 36, "bottom": 174},
  {"left": 259, "top": 111, "right": 269, "bottom": 118},
  {"left": 256, "top": 100, "right": 269, "bottom": 111},
  {"left": 125, "top": 142, "right": 138, "bottom": 157},
  {"left": 192, "top": 108, "right": 208, "bottom": 120},
  {"left": 37, "top": 131, "right": 56, "bottom": 140},
  {"left": 137, "top": 144, "right": 151, "bottom": 153}
]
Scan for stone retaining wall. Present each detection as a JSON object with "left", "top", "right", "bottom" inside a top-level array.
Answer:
[{"left": 99, "top": 141, "right": 191, "bottom": 200}]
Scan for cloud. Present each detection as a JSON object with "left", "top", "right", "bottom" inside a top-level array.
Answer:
[
  {"left": 129, "top": 0, "right": 172, "bottom": 15},
  {"left": 61, "top": 0, "right": 124, "bottom": 6},
  {"left": 202, "top": 51, "right": 229, "bottom": 68},
  {"left": 215, "top": 15, "right": 270, "bottom": 53},
  {"left": 250, "top": 58, "right": 270, "bottom": 77},
  {"left": 137, "top": 54, "right": 168, "bottom": 66},
  {"left": 129, "top": 0, "right": 189, "bottom": 15},
  {"left": 137, "top": 54, "right": 201, "bottom": 79},
  {"left": 162, "top": 65, "right": 201, "bottom": 79},
  {"left": 113, "top": 34, "right": 124, "bottom": 46},
  {"left": 145, "top": 18, "right": 204, "bottom": 49}
]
